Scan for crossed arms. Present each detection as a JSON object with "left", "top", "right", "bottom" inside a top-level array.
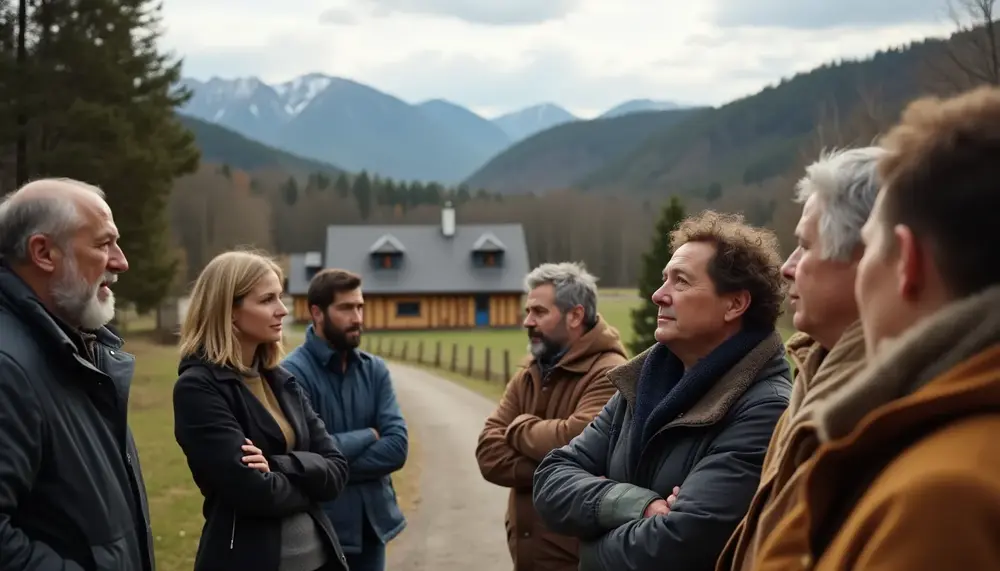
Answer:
[
  {"left": 286, "top": 359, "right": 408, "bottom": 485},
  {"left": 172, "top": 373, "right": 349, "bottom": 517},
  {"left": 532, "top": 393, "right": 788, "bottom": 571},
  {"left": 475, "top": 368, "right": 617, "bottom": 490}
]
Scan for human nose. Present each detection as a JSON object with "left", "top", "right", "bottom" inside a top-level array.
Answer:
[
  {"left": 108, "top": 243, "right": 128, "bottom": 273},
  {"left": 781, "top": 248, "right": 800, "bottom": 282}
]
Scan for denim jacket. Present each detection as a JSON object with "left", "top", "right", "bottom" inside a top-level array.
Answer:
[{"left": 282, "top": 326, "right": 408, "bottom": 552}]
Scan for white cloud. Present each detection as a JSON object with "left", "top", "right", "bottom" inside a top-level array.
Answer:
[
  {"left": 712, "top": 0, "right": 948, "bottom": 29},
  {"left": 162, "top": 0, "right": 957, "bottom": 118},
  {"left": 350, "top": 0, "right": 583, "bottom": 25}
]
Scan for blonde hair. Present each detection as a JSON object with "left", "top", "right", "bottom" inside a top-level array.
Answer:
[{"left": 179, "top": 250, "right": 285, "bottom": 373}]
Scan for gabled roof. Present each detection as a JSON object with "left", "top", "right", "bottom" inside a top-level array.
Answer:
[
  {"left": 368, "top": 234, "right": 406, "bottom": 254},
  {"left": 287, "top": 223, "right": 530, "bottom": 295},
  {"left": 471, "top": 232, "right": 506, "bottom": 252}
]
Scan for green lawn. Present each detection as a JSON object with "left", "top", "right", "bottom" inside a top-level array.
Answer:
[
  {"left": 126, "top": 332, "right": 421, "bottom": 571},
  {"left": 360, "top": 294, "right": 641, "bottom": 383}
]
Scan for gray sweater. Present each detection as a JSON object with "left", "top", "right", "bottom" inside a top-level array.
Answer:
[{"left": 279, "top": 512, "right": 328, "bottom": 571}]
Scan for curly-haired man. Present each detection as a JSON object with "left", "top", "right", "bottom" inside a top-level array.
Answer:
[{"left": 532, "top": 211, "right": 792, "bottom": 571}]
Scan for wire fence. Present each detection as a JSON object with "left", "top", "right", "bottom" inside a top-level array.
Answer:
[{"left": 361, "top": 336, "right": 515, "bottom": 384}]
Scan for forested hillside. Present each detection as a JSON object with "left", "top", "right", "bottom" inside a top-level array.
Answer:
[
  {"left": 578, "top": 40, "right": 941, "bottom": 195},
  {"left": 464, "top": 108, "right": 700, "bottom": 194},
  {"left": 178, "top": 114, "right": 344, "bottom": 176}
]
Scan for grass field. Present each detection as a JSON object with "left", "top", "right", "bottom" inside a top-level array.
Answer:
[
  {"left": 125, "top": 331, "right": 421, "bottom": 571},
  {"left": 360, "top": 292, "right": 642, "bottom": 380}
]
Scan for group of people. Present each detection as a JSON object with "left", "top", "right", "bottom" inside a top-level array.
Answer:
[
  {"left": 0, "top": 84, "right": 997, "bottom": 571},
  {"left": 476, "top": 84, "right": 1000, "bottom": 571},
  {"left": 0, "top": 182, "right": 405, "bottom": 569}
]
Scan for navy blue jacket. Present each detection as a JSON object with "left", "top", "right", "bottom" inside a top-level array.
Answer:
[{"left": 282, "top": 325, "right": 408, "bottom": 553}]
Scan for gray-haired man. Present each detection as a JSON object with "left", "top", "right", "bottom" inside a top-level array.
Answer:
[
  {"left": 475, "top": 262, "right": 627, "bottom": 571},
  {"left": 717, "top": 146, "right": 884, "bottom": 570},
  {"left": 0, "top": 178, "right": 153, "bottom": 571}
]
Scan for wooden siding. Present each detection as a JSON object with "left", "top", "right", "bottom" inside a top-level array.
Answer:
[{"left": 292, "top": 293, "right": 522, "bottom": 330}]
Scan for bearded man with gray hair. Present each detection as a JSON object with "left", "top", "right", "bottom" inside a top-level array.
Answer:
[
  {"left": 0, "top": 178, "right": 153, "bottom": 571},
  {"left": 476, "top": 262, "right": 627, "bottom": 571}
]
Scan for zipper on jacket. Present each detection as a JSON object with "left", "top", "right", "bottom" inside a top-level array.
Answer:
[{"left": 229, "top": 513, "right": 236, "bottom": 549}]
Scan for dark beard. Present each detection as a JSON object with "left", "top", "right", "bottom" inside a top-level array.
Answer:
[
  {"left": 528, "top": 328, "right": 564, "bottom": 360},
  {"left": 322, "top": 319, "right": 362, "bottom": 351}
]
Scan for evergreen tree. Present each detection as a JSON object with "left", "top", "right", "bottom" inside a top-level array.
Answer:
[
  {"left": 282, "top": 176, "right": 298, "bottom": 205},
  {"left": 5, "top": 0, "right": 200, "bottom": 311},
  {"left": 352, "top": 170, "right": 372, "bottom": 220},
  {"left": 334, "top": 172, "right": 350, "bottom": 198},
  {"left": 629, "top": 195, "right": 685, "bottom": 355},
  {"left": 0, "top": 0, "right": 15, "bottom": 191}
]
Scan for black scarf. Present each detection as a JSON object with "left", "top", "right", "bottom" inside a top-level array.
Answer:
[{"left": 629, "top": 327, "right": 773, "bottom": 462}]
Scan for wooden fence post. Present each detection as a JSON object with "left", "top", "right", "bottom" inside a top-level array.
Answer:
[
  {"left": 485, "top": 347, "right": 492, "bottom": 381},
  {"left": 377, "top": 337, "right": 383, "bottom": 354},
  {"left": 418, "top": 340, "right": 424, "bottom": 364},
  {"left": 434, "top": 341, "right": 441, "bottom": 367},
  {"left": 389, "top": 339, "right": 395, "bottom": 357},
  {"left": 467, "top": 345, "right": 474, "bottom": 376},
  {"left": 451, "top": 344, "right": 458, "bottom": 372},
  {"left": 504, "top": 350, "right": 511, "bottom": 383},
  {"left": 401, "top": 341, "right": 408, "bottom": 361}
]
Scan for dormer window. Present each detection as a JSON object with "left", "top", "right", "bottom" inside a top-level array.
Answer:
[
  {"left": 369, "top": 233, "right": 405, "bottom": 270},
  {"left": 304, "top": 251, "right": 323, "bottom": 280},
  {"left": 471, "top": 232, "right": 505, "bottom": 268}
]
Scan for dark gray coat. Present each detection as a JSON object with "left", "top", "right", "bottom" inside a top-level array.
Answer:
[
  {"left": 0, "top": 264, "right": 153, "bottom": 571},
  {"left": 532, "top": 331, "right": 791, "bottom": 571}
]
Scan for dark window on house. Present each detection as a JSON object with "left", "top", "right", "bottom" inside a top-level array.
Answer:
[
  {"left": 473, "top": 251, "right": 503, "bottom": 267},
  {"left": 396, "top": 301, "right": 421, "bottom": 317},
  {"left": 372, "top": 253, "right": 402, "bottom": 269}
]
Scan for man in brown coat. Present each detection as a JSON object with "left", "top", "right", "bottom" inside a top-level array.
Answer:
[
  {"left": 476, "top": 262, "right": 627, "bottom": 571},
  {"left": 750, "top": 86, "right": 1000, "bottom": 570},
  {"left": 716, "top": 147, "right": 883, "bottom": 570}
]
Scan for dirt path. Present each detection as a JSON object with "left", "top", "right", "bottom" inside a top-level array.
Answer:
[{"left": 386, "top": 362, "right": 512, "bottom": 571}]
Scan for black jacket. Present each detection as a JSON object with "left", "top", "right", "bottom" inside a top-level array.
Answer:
[
  {"left": 532, "top": 331, "right": 792, "bottom": 571},
  {"left": 0, "top": 265, "right": 154, "bottom": 571},
  {"left": 172, "top": 355, "right": 350, "bottom": 571}
]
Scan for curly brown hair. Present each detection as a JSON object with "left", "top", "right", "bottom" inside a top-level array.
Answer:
[
  {"left": 670, "top": 210, "right": 786, "bottom": 329},
  {"left": 876, "top": 86, "right": 1000, "bottom": 296}
]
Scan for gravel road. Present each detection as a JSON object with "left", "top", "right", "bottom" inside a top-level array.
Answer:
[{"left": 385, "top": 362, "right": 512, "bottom": 571}]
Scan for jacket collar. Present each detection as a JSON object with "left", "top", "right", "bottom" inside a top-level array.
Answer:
[
  {"left": 0, "top": 263, "right": 122, "bottom": 359},
  {"left": 608, "top": 329, "right": 789, "bottom": 427},
  {"left": 815, "top": 283, "right": 1000, "bottom": 443}
]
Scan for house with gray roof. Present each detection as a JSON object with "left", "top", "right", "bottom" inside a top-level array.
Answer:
[{"left": 286, "top": 203, "right": 531, "bottom": 330}]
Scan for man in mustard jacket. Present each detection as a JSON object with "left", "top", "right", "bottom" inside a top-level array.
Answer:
[{"left": 749, "top": 86, "right": 1000, "bottom": 570}]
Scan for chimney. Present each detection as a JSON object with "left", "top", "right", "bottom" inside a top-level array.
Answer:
[{"left": 441, "top": 201, "right": 455, "bottom": 237}]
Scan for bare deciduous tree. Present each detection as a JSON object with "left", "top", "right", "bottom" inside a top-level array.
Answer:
[{"left": 927, "top": 0, "right": 1000, "bottom": 92}]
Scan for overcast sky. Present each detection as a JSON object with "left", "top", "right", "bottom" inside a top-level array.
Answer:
[{"left": 163, "top": 0, "right": 955, "bottom": 118}]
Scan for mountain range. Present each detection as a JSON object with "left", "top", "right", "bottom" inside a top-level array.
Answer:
[
  {"left": 180, "top": 28, "right": 965, "bottom": 207},
  {"left": 178, "top": 74, "right": 684, "bottom": 184}
]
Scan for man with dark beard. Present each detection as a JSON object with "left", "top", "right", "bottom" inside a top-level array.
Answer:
[
  {"left": 0, "top": 178, "right": 153, "bottom": 570},
  {"left": 476, "top": 262, "right": 628, "bottom": 571},
  {"left": 282, "top": 269, "right": 408, "bottom": 571}
]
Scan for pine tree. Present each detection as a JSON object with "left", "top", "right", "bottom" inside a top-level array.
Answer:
[
  {"left": 352, "top": 170, "right": 372, "bottom": 220},
  {"left": 334, "top": 172, "right": 350, "bottom": 198},
  {"left": 2, "top": 0, "right": 199, "bottom": 311},
  {"left": 629, "top": 195, "right": 686, "bottom": 355}
]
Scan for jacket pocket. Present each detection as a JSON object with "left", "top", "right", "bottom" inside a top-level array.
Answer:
[{"left": 90, "top": 533, "right": 139, "bottom": 571}]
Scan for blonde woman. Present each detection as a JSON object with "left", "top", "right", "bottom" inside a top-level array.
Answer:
[{"left": 172, "top": 251, "right": 349, "bottom": 571}]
